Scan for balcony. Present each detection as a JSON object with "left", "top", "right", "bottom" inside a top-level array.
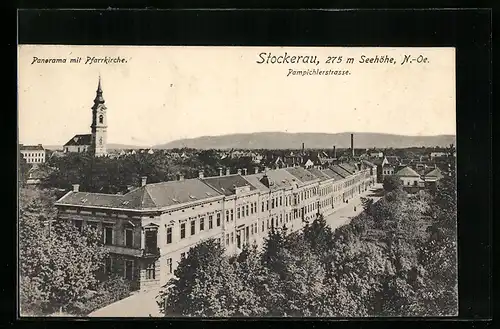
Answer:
[{"left": 141, "top": 246, "right": 160, "bottom": 258}]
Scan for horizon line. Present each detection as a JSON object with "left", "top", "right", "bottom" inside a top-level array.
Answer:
[{"left": 25, "top": 130, "right": 456, "bottom": 148}]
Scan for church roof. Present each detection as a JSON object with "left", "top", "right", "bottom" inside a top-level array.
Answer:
[{"left": 64, "top": 134, "right": 92, "bottom": 146}]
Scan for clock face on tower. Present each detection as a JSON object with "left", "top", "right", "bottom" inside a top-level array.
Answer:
[{"left": 99, "top": 137, "right": 103, "bottom": 145}]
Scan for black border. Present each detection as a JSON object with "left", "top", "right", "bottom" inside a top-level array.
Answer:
[{"left": 12, "top": 8, "right": 492, "bottom": 328}]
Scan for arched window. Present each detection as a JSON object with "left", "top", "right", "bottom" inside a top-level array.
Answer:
[{"left": 99, "top": 115, "right": 104, "bottom": 124}]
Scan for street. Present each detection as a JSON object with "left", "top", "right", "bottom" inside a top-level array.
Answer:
[{"left": 324, "top": 183, "right": 384, "bottom": 231}]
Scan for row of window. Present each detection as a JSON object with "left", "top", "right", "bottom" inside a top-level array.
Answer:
[
  {"left": 178, "top": 213, "right": 222, "bottom": 240},
  {"left": 22, "top": 152, "right": 44, "bottom": 157},
  {"left": 75, "top": 220, "right": 135, "bottom": 247},
  {"left": 25, "top": 158, "right": 44, "bottom": 163}
]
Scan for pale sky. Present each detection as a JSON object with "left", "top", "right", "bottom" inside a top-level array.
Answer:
[{"left": 18, "top": 46, "right": 456, "bottom": 146}]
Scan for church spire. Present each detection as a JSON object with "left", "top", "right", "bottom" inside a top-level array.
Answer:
[{"left": 94, "top": 75, "right": 105, "bottom": 104}]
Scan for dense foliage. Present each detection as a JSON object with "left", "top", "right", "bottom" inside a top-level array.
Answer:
[
  {"left": 19, "top": 188, "right": 131, "bottom": 315},
  {"left": 41, "top": 151, "right": 256, "bottom": 193},
  {"left": 157, "top": 168, "right": 457, "bottom": 317}
]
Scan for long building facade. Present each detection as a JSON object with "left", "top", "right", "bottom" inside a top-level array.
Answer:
[{"left": 54, "top": 161, "right": 377, "bottom": 291}]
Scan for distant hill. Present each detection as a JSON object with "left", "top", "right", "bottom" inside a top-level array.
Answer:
[{"left": 153, "top": 132, "right": 456, "bottom": 150}]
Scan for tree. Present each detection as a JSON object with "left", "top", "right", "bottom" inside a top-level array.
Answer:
[
  {"left": 383, "top": 175, "right": 403, "bottom": 193},
  {"left": 159, "top": 239, "right": 256, "bottom": 317},
  {"left": 360, "top": 197, "right": 374, "bottom": 215},
  {"left": 19, "top": 153, "right": 30, "bottom": 187},
  {"left": 68, "top": 275, "right": 132, "bottom": 315},
  {"left": 19, "top": 188, "right": 108, "bottom": 314},
  {"left": 302, "top": 214, "right": 334, "bottom": 257}
]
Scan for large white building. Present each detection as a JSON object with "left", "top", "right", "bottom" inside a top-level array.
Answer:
[
  {"left": 20, "top": 144, "right": 46, "bottom": 164},
  {"left": 54, "top": 161, "right": 377, "bottom": 292}
]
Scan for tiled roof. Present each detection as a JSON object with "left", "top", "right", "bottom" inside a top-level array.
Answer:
[
  {"left": 202, "top": 175, "right": 257, "bottom": 196},
  {"left": 241, "top": 174, "right": 270, "bottom": 192},
  {"left": 20, "top": 144, "right": 44, "bottom": 151},
  {"left": 64, "top": 134, "right": 92, "bottom": 146},
  {"left": 320, "top": 168, "right": 343, "bottom": 181},
  {"left": 285, "top": 167, "right": 318, "bottom": 183},
  {"left": 330, "top": 165, "right": 351, "bottom": 178},
  {"left": 424, "top": 167, "right": 443, "bottom": 178},
  {"left": 338, "top": 163, "right": 357, "bottom": 174},
  {"left": 385, "top": 156, "right": 401, "bottom": 165},
  {"left": 56, "top": 192, "right": 125, "bottom": 209},
  {"left": 362, "top": 160, "right": 376, "bottom": 167},
  {"left": 56, "top": 178, "right": 223, "bottom": 210},
  {"left": 307, "top": 167, "right": 331, "bottom": 181},
  {"left": 395, "top": 166, "right": 421, "bottom": 177}
]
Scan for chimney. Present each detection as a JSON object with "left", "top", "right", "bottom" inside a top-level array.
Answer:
[
  {"left": 226, "top": 168, "right": 230, "bottom": 176},
  {"left": 237, "top": 169, "right": 242, "bottom": 175},
  {"left": 243, "top": 168, "right": 248, "bottom": 175},
  {"left": 198, "top": 170, "right": 204, "bottom": 179},
  {"left": 351, "top": 134, "right": 354, "bottom": 157},
  {"left": 333, "top": 145, "right": 336, "bottom": 158},
  {"left": 218, "top": 167, "right": 223, "bottom": 176},
  {"left": 254, "top": 167, "right": 259, "bottom": 174},
  {"left": 141, "top": 176, "right": 147, "bottom": 186},
  {"left": 72, "top": 184, "right": 80, "bottom": 192}
]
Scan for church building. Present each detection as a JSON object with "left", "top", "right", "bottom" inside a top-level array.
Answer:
[{"left": 63, "top": 77, "right": 108, "bottom": 157}]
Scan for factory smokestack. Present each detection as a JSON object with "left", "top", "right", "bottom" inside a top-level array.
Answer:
[
  {"left": 333, "top": 145, "right": 336, "bottom": 158},
  {"left": 351, "top": 134, "right": 354, "bottom": 157},
  {"left": 302, "top": 142, "right": 305, "bottom": 154}
]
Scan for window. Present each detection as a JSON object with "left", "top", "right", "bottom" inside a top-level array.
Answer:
[
  {"left": 262, "top": 202, "right": 264, "bottom": 212},
  {"left": 166, "top": 258, "right": 173, "bottom": 274},
  {"left": 237, "top": 207, "right": 241, "bottom": 219},
  {"left": 190, "top": 220, "right": 196, "bottom": 235},
  {"left": 226, "top": 234, "right": 229, "bottom": 245},
  {"left": 246, "top": 205, "right": 249, "bottom": 216},
  {"left": 217, "top": 213, "right": 221, "bottom": 226},
  {"left": 250, "top": 203, "right": 254, "bottom": 214},
  {"left": 280, "top": 196, "right": 282, "bottom": 206},
  {"left": 209, "top": 215, "right": 213, "bottom": 229},
  {"left": 105, "top": 257, "right": 113, "bottom": 274},
  {"left": 231, "top": 232, "right": 234, "bottom": 244},
  {"left": 271, "top": 199, "right": 275, "bottom": 209},
  {"left": 226, "top": 210, "right": 229, "bottom": 222},
  {"left": 180, "top": 223, "right": 186, "bottom": 239},
  {"left": 74, "top": 220, "right": 83, "bottom": 232},
  {"left": 230, "top": 209, "right": 234, "bottom": 221},
  {"left": 146, "top": 261, "right": 155, "bottom": 280},
  {"left": 262, "top": 221, "right": 265, "bottom": 232},
  {"left": 166, "top": 227, "right": 172, "bottom": 244},
  {"left": 200, "top": 217, "right": 205, "bottom": 231},
  {"left": 103, "top": 226, "right": 113, "bottom": 245},
  {"left": 125, "top": 228, "right": 134, "bottom": 247},
  {"left": 124, "top": 260, "right": 134, "bottom": 280},
  {"left": 99, "top": 114, "right": 104, "bottom": 124}
]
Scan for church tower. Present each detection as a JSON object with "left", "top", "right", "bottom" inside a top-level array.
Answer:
[{"left": 90, "top": 76, "right": 108, "bottom": 157}]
